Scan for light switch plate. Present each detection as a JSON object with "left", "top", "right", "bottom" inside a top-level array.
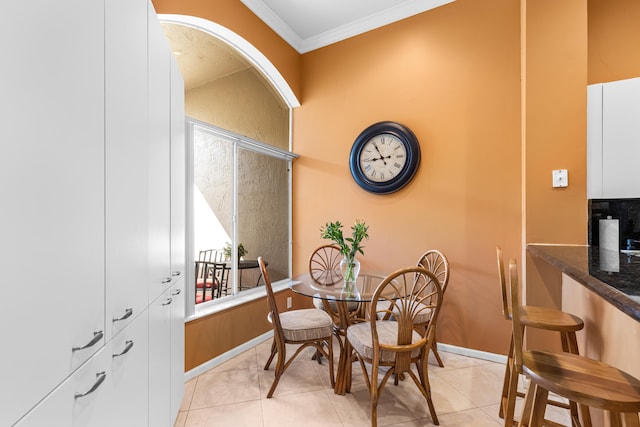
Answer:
[{"left": 552, "top": 169, "right": 568, "bottom": 188}]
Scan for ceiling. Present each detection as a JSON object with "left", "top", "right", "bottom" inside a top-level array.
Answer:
[
  {"left": 162, "top": 0, "right": 455, "bottom": 91},
  {"left": 241, "top": 0, "right": 455, "bottom": 53}
]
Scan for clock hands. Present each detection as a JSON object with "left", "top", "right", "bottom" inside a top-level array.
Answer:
[{"left": 372, "top": 142, "right": 388, "bottom": 165}]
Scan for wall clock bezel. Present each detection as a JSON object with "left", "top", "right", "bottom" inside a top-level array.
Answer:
[{"left": 349, "top": 121, "right": 421, "bottom": 194}]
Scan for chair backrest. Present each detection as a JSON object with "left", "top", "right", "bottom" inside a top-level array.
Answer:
[
  {"left": 259, "top": 257, "right": 284, "bottom": 341},
  {"left": 508, "top": 258, "right": 525, "bottom": 372},
  {"left": 417, "top": 249, "right": 450, "bottom": 294},
  {"left": 370, "top": 267, "right": 443, "bottom": 368},
  {"left": 496, "top": 246, "right": 511, "bottom": 321},
  {"left": 309, "top": 244, "right": 343, "bottom": 285},
  {"left": 198, "top": 249, "right": 214, "bottom": 262}
]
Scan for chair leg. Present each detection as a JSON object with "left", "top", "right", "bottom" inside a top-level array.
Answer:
[
  {"left": 431, "top": 336, "right": 444, "bottom": 368},
  {"left": 528, "top": 384, "right": 549, "bottom": 427},
  {"left": 501, "top": 335, "right": 520, "bottom": 427},
  {"left": 264, "top": 339, "right": 277, "bottom": 370},
  {"left": 266, "top": 338, "right": 286, "bottom": 398}
]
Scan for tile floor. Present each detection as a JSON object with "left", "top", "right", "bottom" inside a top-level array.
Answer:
[{"left": 174, "top": 339, "right": 571, "bottom": 427}]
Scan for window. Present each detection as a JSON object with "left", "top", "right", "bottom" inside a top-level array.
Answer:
[{"left": 186, "top": 118, "right": 297, "bottom": 317}]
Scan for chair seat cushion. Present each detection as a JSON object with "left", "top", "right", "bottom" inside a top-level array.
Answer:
[
  {"left": 347, "top": 320, "right": 423, "bottom": 363},
  {"left": 268, "top": 308, "right": 333, "bottom": 341},
  {"left": 376, "top": 300, "right": 432, "bottom": 325}
]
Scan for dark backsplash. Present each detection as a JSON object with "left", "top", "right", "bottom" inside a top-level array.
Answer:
[{"left": 589, "top": 198, "right": 640, "bottom": 248}]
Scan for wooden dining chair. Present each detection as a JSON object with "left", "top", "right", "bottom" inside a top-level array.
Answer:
[
  {"left": 508, "top": 258, "right": 640, "bottom": 427},
  {"left": 259, "top": 257, "right": 335, "bottom": 398},
  {"left": 309, "top": 244, "right": 343, "bottom": 285},
  {"left": 497, "top": 247, "right": 587, "bottom": 427},
  {"left": 308, "top": 244, "right": 361, "bottom": 347},
  {"left": 415, "top": 249, "right": 450, "bottom": 367},
  {"left": 347, "top": 266, "right": 443, "bottom": 427},
  {"left": 195, "top": 249, "right": 217, "bottom": 304}
]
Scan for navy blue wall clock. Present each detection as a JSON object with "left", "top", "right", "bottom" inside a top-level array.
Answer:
[{"left": 349, "top": 121, "right": 421, "bottom": 194}]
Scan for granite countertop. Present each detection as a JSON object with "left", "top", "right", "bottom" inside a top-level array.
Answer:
[{"left": 527, "top": 244, "right": 640, "bottom": 321}]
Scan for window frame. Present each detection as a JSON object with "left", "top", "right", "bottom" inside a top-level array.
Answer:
[{"left": 184, "top": 117, "right": 298, "bottom": 320}]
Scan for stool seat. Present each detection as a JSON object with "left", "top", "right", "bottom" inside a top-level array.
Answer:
[
  {"left": 523, "top": 350, "right": 640, "bottom": 414},
  {"left": 520, "top": 306, "right": 584, "bottom": 332}
]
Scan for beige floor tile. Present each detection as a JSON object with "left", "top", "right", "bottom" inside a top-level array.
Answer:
[
  {"left": 173, "top": 410, "right": 187, "bottom": 427},
  {"left": 385, "top": 371, "right": 476, "bottom": 420},
  {"left": 262, "top": 389, "right": 343, "bottom": 427},
  {"left": 435, "top": 362, "right": 505, "bottom": 407},
  {"left": 180, "top": 378, "right": 197, "bottom": 411},
  {"left": 435, "top": 407, "right": 502, "bottom": 426},
  {"left": 325, "top": 385, "right": 417, "bottom": 427},
  {"left": 258, "top": 354, "right": 326, "bottom": 397},
  {"left": 190, "top": 369, "right": 261, "bottom": 409},
  {"left": 184, "top": 400, "right": 263, "bottom": 427},
  {"left": 209, "top": 347, "right": 258, "bottom": 373}
]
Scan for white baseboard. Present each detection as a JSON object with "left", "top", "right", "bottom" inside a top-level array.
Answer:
[
  {"left": 183, "top": 336, "right": 507, "bottom": 383},
  {"left": 436, "top": 342, "right": 507, "bottom": 364}
]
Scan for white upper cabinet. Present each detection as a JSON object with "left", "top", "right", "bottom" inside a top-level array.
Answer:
[
  {"left": 588, "top": 77, "right": 640, "bottom": 199},
  {"left": 0, "top": 1, "right": 105, "bottom": 425},
  {"left": 171, "top": 55, "right": 187, "bottom": 280},
  {"left": 148, "top": 4, "right": 173, "bottom": 302},
  {"left": 105, "top": 0, "right": 150, "bottom": 340}
]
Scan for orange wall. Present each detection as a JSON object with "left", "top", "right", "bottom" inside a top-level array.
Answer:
[
  {"left": 588, "top": 0, "right": 640, "bottom": 84},
  {"left": 522, "top": 0, "right": 588, "bottom": 349},
  {"left": 293, "top": 0, "right": 521, "bottom": 354}
]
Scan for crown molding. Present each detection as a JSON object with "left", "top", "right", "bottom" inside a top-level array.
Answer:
[{"left": 241, "top": 0, "right": 455, "bottom": 54}]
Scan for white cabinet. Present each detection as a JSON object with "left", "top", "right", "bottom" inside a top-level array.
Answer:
[
  {"left": 15, "top": 312, "right": 149, "bottom": 427},
  {"left": 105, "top": 0, "right": 150, "bottom": 340},
  {"left": 15, "top": 348, "right": 111, "bottom": 427},
  {"left": 2, "top": 1, "right": 185, "bottom": 426},
  {"left": 149, "top": 287, "right": 173, "bottom": 427},
  {"left": 170, "top": 278, "right": 186, "bottom": 418},
  {"left": 587, "top": 77, "right": 640, "bottom": 199},
  {"left": 148, "top": 3, "right": 173, "bottom": 303},
  {"left": 171, "top": 54, "right": 187, "bottom": 281},
  {"left": 0, "top": 1, "right": 105, "bottom": 425}
]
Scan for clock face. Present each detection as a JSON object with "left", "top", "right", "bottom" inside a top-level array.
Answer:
[
  {"left": 358, "top": 133, "right": 407, "bottom": 183},
  {"left": 349, "top": 121, "right": 421, "bottom": 194}
]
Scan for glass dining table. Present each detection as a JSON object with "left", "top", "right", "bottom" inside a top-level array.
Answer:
[{"left": 289, "top": 272, "right": 389, "bottom": 395}]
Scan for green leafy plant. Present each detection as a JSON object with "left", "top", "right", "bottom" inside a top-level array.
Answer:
[
  {"left": 320, "top": 219, "right": 369, "bottom": 283},
  {"left": 223, "top": 242, "right": 247, "bottom": 260}
]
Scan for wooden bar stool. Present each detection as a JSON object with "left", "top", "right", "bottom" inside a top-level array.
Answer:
[
  {"left": 497, "top": 247, "right": 587, "bottom": 427},
  {"left": 508, "top": 258, "right": 640, "bottom": 427}
]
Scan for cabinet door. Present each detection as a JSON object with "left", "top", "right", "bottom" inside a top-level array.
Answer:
[
  {"left": 170, "top": 279, "right": 186, "bottom": 420},
  {"left": 99, "top": 310, "right": 150, "bottom": 427},
  {"left": 15, "top": 348, "right": 111, "bottom": 427},
  {"left": 602, "top": 77, "right": 640, "bottom": 198},
  {"left": 149, "top": 288, "right": 172, "bottom": 427},
  {"left": 171, "top": 55, "right": 187, "bottom": 282},
  {"left": 587, "top": 83, "right": 603, "bottom": 199},
  {"left": 0, "top": 1, "right": 105, "bottom": 425},
  {"left": 105, "top": 0, "right": 150, "bottom": 340},
  {"left": 148, "top": 3, "right": 173, "bottom": 302}
]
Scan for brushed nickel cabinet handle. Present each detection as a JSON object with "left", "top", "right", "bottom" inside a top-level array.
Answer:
[
  {"left": 172, "top": 270, "right": 182, "bottom": 277},
  {"left": 162, "top": 277, "right": 172, "bottom": 284},
  {"left": 162, "top": 297, "right": 173, "bottom": 306},
  {"left": 112, "top": 308, "right": 133, "bottom": 322},
  {"left": 74, "top": 372, "right": 106, "bottom": 399},
  {"left": 171, "top": 288, "right": 181, "bottom": 296},
  {"left": 112, "top": 340, "right": 134, "bottom": 358},
  {"left": 72, "top": 330, "right": 103, "bottom": 352}
]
